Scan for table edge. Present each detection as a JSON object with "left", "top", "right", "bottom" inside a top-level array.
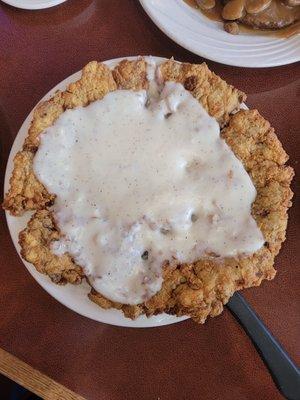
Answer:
[{"left": 0, "top": 348, "right": 85, "bottom": 400}]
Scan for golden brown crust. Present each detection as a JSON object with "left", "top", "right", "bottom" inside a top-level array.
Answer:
[
  {"left": 24, "top": 91, "right": 66, "bottom": 152},
  {"left": 146, "top": 248, "right": 276, "bottom": 323},
  {"left": 112, "top": 59, "right": 148, "bottom": 90},
  {"left": 88, "top": 289, "right": 143, "bottom": 320},
  {"left": 19, "top": 210, "right": 83, "bottom": 285},
  {"left": 2, "top": 150, "right": 55, "bottom": 216},
  {"left": 222, "top": 110, "right": 294, "bottom": 255},
  {"left": 159, "top": 59, "right": 246, "bottom": 126},
  {"left": 2, "top": 58, "right": 294, "bottom": 323},
  {"left": 63, "top": 61, "right": 117, "bottom": 109}
]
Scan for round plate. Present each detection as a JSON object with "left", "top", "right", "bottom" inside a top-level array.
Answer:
[
  {"left": 139, "top": 0, "right": 300, "bottom": 68},
  {"left": 4, "top": 56, "right": 189, "bottom": 328},
  {"left": 1, "top": 0, "right": 67, "bottom": 10}
]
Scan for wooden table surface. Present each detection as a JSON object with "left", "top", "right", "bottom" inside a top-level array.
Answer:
[{"left": 0, "top": 1, "right": 299, "bottom": 399}]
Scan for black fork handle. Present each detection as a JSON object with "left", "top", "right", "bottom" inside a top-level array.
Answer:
[{"left": 227, "top": 293, "right": 300, "bottom": 400}]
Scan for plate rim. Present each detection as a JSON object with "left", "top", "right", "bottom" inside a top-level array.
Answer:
[
  {"left": 139, "top": 0, "right": 300, "bottom": 68},
  {"left": 1, "top": 0, "right": 67, "bottom": 10}
]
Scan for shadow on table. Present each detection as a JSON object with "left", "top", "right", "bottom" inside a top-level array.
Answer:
[{"left": 0, "top": 374, "right": 41, "bottom": 400}]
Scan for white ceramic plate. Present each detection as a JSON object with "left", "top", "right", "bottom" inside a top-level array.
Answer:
[
  {"left": 4, "top": 56, "right": 190, "bottom": 328},
  {"left": 140, "top": 0, "right": 300, "bottom": 67},
  {"left": 1, "top": 0, "right": 67, "bottom": 10}
]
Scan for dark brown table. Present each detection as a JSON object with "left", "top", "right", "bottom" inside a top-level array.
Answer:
[{"left": 0, "top": 1, "right": 299, "bottom": 399}]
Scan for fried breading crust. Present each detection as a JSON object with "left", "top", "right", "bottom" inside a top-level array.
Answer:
[
  {"left": 19, "top": 210, "right": 83, "bottom": 285},
  {"left": 113, "top": 59, "right": 148, "bottom": 90},
  {"left": 4, "top": 59, "right": 294, "bottom": 323},
  {"left": 222, "top": 110, "right": 294, "bottom": 256},
  {"left": 2, "top": 151, "right": 54, "bottom": 216}
]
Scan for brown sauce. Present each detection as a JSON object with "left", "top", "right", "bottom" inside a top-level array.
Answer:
[
  {"left": 184, "top": 0, "right": 300, "bottom": 37},
  {"left": 239, "top": 20, "right": 300, "bottom": 37},
  {"left": 184, "top": 0, "right": 223, "bottom": 20}
]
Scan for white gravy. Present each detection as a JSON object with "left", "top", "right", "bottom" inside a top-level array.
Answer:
[{"left": 33, "top": 68, "right": 264, "bottom": 305}]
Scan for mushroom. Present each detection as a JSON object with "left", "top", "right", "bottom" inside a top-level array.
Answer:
[
  {"left": 222, "top": 0, "right": 246, "bottom": 20},
  {"left": 196, "top": 0, "right": 216, "bottom": 10},
  {"left": 224, "top": 21, "right": 240, "bottom": 34}
]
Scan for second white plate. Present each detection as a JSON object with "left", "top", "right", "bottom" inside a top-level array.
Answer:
[{"left": 140, "top": 0, "right": 300, "bottom": 67}]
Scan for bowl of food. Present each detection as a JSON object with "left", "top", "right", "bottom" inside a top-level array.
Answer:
[
  {"left": 140, "top": 0, "right": 300, "bottom": 67},
  {"left": 3, "top": 56, "right": 294, "bottom": 327}
]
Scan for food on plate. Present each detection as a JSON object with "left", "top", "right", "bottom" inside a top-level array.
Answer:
[
  {"left": 3, "top": 57, "right": 294, "bottom": 323},
  {"left": 187, "top": 0, "right": 300, "bottom": 35}
]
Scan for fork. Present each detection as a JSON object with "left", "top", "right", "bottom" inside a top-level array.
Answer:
[{"left": 227, "top": 293, "right": 300, "bottom": 400}]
